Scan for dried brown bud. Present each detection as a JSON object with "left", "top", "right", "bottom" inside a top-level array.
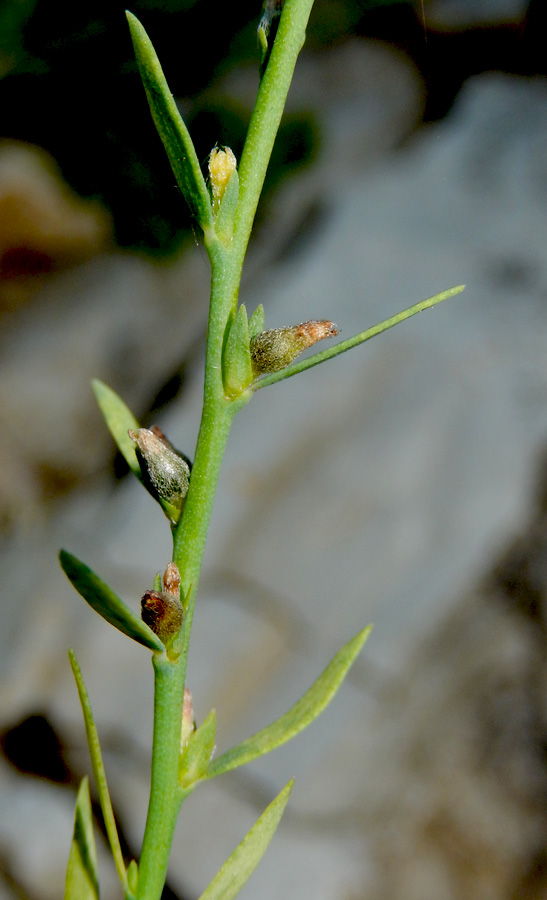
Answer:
[
  {"left": 250, "top": 320, "right": 339, "bottom": 375},
  {"left": 141, "top": 589, "right": 183, "bottom": 644},
  {"left": 129, "top": 427, "right": 190, "bottom": 520},
  {"left": 162, "top": 561, "right": 181, "bottom": 598}
]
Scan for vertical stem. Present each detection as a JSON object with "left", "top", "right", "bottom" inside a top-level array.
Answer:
[
  {"left": 136, "top": 241, "right": 245, "bottom": 900},
  {"left": 136, "top": 654, "right": 186, "bottom": 900},
  {"left": 132, "top": 3, "right": 318, "bottom": 894},
  {"left": 230, "top": 0, "right": 316, "bottom": 284}
]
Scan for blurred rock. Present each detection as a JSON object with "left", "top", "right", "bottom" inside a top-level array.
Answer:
[
  {"left": 0, "top": 142, "right": 112, "bottom": 312},
  {"left": 355, "top": 451, "right": 547, "bottom": 900},
  {"left": 427, "top": 0, "right": 528, "bottom": 28}
]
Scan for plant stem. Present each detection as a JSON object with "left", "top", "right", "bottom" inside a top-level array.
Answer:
[
  {"left": 134, "top": 3, "right": 319, "bottom": 893},
  {"left": 136, "top": 241, "right": 246, "bottom": 899},
  {"left": 230, "top": 0, "right": 316, "bottom": 293},
  {"left": 136, "top": 654, "right": 187, "bottom": 900}
]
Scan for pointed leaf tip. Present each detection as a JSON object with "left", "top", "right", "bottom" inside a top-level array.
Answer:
[
  {"left": 60, "top": 550, "right": 164, "bottom": 652},
  {"left": 126, "top": 12, "right": 213, "bottom": 231},
  {"left": 198, "top": 780, "right": 294, "bottom": 900},
  {"left": 207, "top": 625, "right": 371, "bottom": 779}
]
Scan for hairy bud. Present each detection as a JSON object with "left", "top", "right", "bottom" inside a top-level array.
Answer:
[
  {"left": 250, "top": 320, "right": 339, "bottom": 375},
  {"left": 129, "top": 426, "right": 190, "bottom": 521}
]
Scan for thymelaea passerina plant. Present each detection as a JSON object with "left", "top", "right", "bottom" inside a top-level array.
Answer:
[{"left": 60, "top": 3, "right": 464, "bottom": 899}]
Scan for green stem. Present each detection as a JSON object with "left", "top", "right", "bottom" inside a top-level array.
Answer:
[
  {"left": 135, "top": 654, "right": 186, "bottom": 900},
  {"left": 230, "top": 0, "right": 316, "bottom": 289},
  {"left": 136, "top": 241, "right": 245, "bottom": 900}
]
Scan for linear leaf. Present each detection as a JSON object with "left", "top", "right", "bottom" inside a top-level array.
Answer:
[
  {"left": 252, "top": 285, "right": 466, "bottom": 390},
  {"left": 68, "top": 651, "right": 128, "bottom": 895},
  {"left": 207, "top": 626, "right": 371, "bottom": 779},
  {"left": 64, "top": 777, "right": 99, "bottom": 900},
  {"left": 126, "top": 12, "right": 213, "bottom": 231},
  {"left": 60, "top": 550, "right": 164, "bottom": 653},
  {"left": 92, "top": 379, "right": 141, "bottom": 478},
  {"left": 198, "top": 780, "right": 293, "bottom": 900}
]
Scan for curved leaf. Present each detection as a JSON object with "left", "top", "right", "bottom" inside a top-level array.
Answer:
[
  {"left": 198, "top": 780, "right": 294, "bottom": 900},
  {"left": 126, "top": 12, "right": 213, "bottom": 231},
  {"left": 60, "top": 550, "right": 164, "bottom": 653},
  {"left": 207, "top": 626, "right": 371, "bottom": 779},
  {"left": 64, "top": 777, "right": 99, "bottom": 900}
]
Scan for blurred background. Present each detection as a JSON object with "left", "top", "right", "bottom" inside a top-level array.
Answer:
[{"left": 2, "top": 0, "right": 547, "bottom": 898}]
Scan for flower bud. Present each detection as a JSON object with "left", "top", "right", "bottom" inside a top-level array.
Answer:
[
  {"left": 162, "top": 561, "right": 181, "bottom": 598},
  {"left": 250, "top": 320, "right": 339, "bottom": 375},
  {"left": 209, "top": 147, "right": 237, "bottom": 214},
  {"left": 141, "top": 589, "right": 183, "bottom": 644},
  {"left": 129, "top": 426, "right": 190, "bottom": 521}
]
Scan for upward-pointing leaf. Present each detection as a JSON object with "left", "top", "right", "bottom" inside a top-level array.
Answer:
[
  {"left": 207, "top": 626, "right": 371, "bottom": 779},
  {"left": 64, "top": 777, "right": 99, "bottom": 900},
  {"left": 126, "top": 12, "right": 213, "bottom": 232},
  {"left": 68, "top": 652, "right": 129, "bottom": 895},
  {"left": 60, "top": 550, "right": 164, "bottom": 653},
  {"left": 92, "top": 379, "right": 141, "bottom": 479},
  {"left": 198, "top": 780, "right": 294, "bottom": 900},
  {"left": 222, "top": 304, "right": 252, "bottom": 399}
]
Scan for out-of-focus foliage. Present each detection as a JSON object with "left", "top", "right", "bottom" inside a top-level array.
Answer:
[{"left": 0, "top": 0, "right": 411, "bottom": 253}]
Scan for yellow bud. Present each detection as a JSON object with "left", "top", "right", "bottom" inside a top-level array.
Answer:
[{"left": 209, "top": 147, "right": 237, "bottom": 213}]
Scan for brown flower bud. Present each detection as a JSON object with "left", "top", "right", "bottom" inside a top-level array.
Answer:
[
  {"left": 141, "top": 589, "right": 183, "bottom": 644},
  {"left": 250, "top": 320, "right": 339, "bottom": 375},
  {"left": 129, "top": 426, "right": 190, "bottom": 521}
]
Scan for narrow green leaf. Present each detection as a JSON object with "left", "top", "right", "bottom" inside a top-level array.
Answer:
[
  {"left": 198, "top": 780, "right": 294, "bottom": 900},
  {"left": 215, "top": 168, "right": 239, "bottom": 245},
  {"left": 68, "top": 651, "right": 128, "bottom": 895},
  {"left": 207, "top": 626, "right": 371, "bottom": 779},
  {"left": 252, "top": 285, "right": 466, "bottom": 390},
  {"left": 247, "top": 304, "right": 265, "bottom": 342},
  {"left": 222, "top": 304, "right": 253, "bottom": 399},
  {"left": 92, "top": 379, "right": 141, "bottom": 479},
  {"left": 179, "top": 709, "right": 217, "bottom": 789},
  {"left": 64, "top": 777, "right": 99, "bottom": 900},
  {"left": 60, "top": 550, "right": 165, "bottom": 653},
  {"left": 126, "top": 12, "right": 213, "bottom": 231}
]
